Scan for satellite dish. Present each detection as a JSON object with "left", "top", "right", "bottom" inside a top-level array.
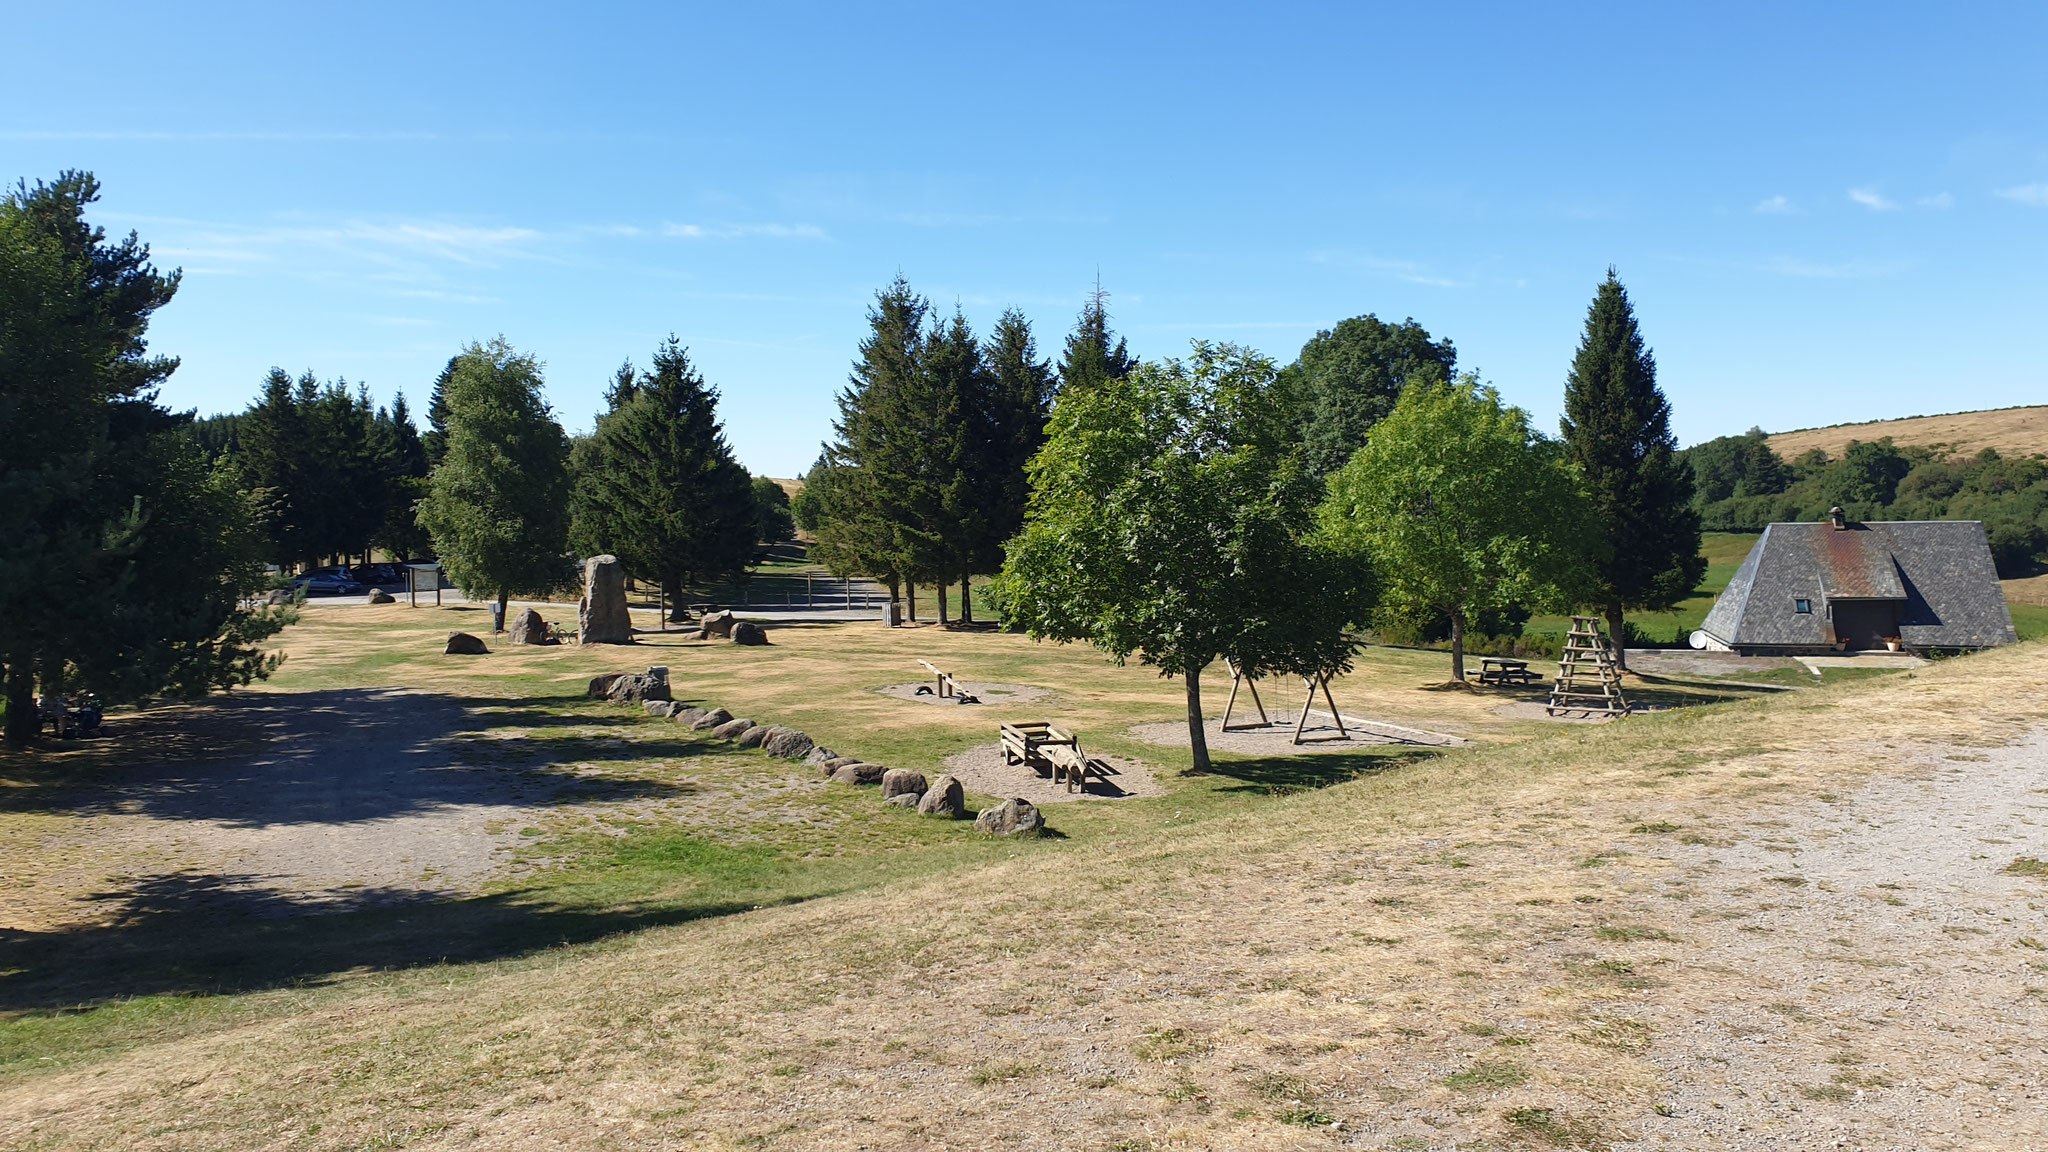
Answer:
[{"left": 1689, "top": 630, "right": 1708, "bottom": 650}]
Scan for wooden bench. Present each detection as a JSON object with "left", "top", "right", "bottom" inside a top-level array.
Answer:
[
  {"left": 1476, "top": 657, "right": 1542, "bottom": 686},
  {"left": 1000, "top": 721, "right": 1095, "bottom": 792}
]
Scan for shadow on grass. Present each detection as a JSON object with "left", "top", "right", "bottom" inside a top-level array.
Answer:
[
  {"left": 0, "top": 854, "right": 817, "bottom": 1013},
  {"left": 1202, "top": 746, "right": 1442, "bottom": 794}
]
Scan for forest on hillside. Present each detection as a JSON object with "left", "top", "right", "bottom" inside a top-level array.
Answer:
[{"left": 1680, "top": 429, "right": 2048, "bottom": 576}]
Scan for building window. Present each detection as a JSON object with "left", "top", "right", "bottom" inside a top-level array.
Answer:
[{"left": 1794, "top": 598, "right": 1812, "bottom": 614}]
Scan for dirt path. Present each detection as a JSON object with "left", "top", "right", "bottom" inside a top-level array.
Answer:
[{"left": 3, "top": 689, "right": 591, "bottom": 928}]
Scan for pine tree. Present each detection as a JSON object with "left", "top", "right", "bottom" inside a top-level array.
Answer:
[
  {"left": 416, "top": 338, "right": 574, "bottom": 622},
  {"left": 914, "top": 307, "right": 981, "bottom": 622},
  {"left": 1058, "top": 282, "right": 1136, "bottom": 393},
  {"left": 1559, "top": 270, "right": 1706, "bottom": 667},
  {"left": 422, "top": 356, "right": 457, "bottom": 466},
  {"left": 974, "top": 307, "right": 1055, "bottom": 609},
  {"left": 2, "top": 172, "right": 288, "bottom": 740},
  {"left": 568, "top": 338, "right": 757, "bottom": 618},
  {"left": 371, "top": 392, "right": 432, "bottom": 559},
  {"left": 817, "top": 278, "right": 930, "bottom": 614}
]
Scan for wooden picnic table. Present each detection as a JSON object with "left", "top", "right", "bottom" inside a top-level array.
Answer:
[
  {"left": 1000, "top": 720, "right": 1095, "bottom": 792},
  {"left": 1476, "top": 657, "right": 1543, "bottom": 686}
]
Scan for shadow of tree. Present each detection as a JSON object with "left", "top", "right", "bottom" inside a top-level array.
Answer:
[
  {"left": 0, "top": 868, "right": 797, "bottom": 1012},
  {"left": 1201, "top": 746, "right": 1441, "bottom": 793}
]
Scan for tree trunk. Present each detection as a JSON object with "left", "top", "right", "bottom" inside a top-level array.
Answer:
[
  {"left": 665, "top": 579, "right": 687, "bottom": 623},
  {"left": 1450, "top": 609, "right": 1467, "bottom": 684},
  {"left": 496, "top": 589, "right": 510, "bottom": 633},
  {"left": 3, "top": 660, "right": 35, "bottom": 744},
  {"left": 1183, "top": 663, "right": 1211, "bottom": 774},
  {"left": 885, "top": 575, "right": 901, "bottom": 617},
  {"left": 937, "top": 579, "right": 951, "bottom": 625},
  {"left": 1606, "top": 603, "right": 1628, "bottom": 672},
  {"left": 960, "top": 570, "right": 973, "bottom": 624},
  {"left": 906, "top": 584, "right": 917, "bottom": 622}
]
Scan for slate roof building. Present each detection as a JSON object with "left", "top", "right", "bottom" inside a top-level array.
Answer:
[{"left": 1698, "top": 510, "right": 2017, "bottom": 655}]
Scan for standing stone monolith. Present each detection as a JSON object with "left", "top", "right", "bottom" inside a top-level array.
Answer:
[{"left": 579, "top": 554, "right": 632, "bottom": 644}]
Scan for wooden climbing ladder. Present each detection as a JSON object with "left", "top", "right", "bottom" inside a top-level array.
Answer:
[{"left": 1547, "top": 616, "right": 1631, "bottom": 719}]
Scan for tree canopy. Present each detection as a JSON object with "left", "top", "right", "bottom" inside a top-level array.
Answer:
[
  {"left": 1320, "top": 375, "right": 1591, "bottom": 682},
  {"left": 1279, "top": 314, "right": 1457, "bottom": 480},
  {"left": 416, "top": 338, "right": 573, "bottom": 618},
  {"left": 1, "top": 171, "right": 290, "bottom": 740},
  {"left": 1057, "top": 283, "right": 1136, "bottom": 394},
  {"left": 1559, "top": 270, "right": 1704, "bottom": 665},
  {"left": 997, "top": 341, "right": 1372, "bottom": 773}
]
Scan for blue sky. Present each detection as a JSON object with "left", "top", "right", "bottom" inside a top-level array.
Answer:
[{"left": 6, "top": 2, "right": 2045, "bottom": 476}]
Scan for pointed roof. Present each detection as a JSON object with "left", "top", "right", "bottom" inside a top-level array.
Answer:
[{"left": 1700, "top": 520, "right": 2016, "bottom": 651}]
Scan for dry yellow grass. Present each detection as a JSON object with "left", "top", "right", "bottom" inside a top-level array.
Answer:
[
  {"left": 1766, "top": 405, "right": 2048, "bottom": 461},
  {"left": 4, "top": 615, "right": 2043, "bottom": 1148}
]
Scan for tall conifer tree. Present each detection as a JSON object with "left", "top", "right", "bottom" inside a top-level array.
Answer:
[
  {"left": 1559, "top": 270, "right": 1705, "bottom": 667},
  {"left": 818, "top": 278, "right": 929, "bottom": 613},
  {"left": 1058, "top": 283, "right": 1136, "bottom": 393},
  {"left": 568, "top": 338, "right": 757, "bottom": 617},
  {"left": 977, "top": 307, "right": 1055, "bottom": 577}
]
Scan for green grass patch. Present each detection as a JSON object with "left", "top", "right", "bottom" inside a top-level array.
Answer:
[{"left": 1442, "top": 1060, "right": 1528, "bottom": 1092}]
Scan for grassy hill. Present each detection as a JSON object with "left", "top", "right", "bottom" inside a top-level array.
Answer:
[
  {"left": 4, "top": 615, "right": 2044, "bottom": 1148},
  {"left": 1766, "top": 405, "right": 2048, "bottom": 461}
]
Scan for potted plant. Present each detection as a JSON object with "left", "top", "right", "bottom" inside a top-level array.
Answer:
[{"left": 1883, "top": 636, "right": 1903, "bottom": 653}]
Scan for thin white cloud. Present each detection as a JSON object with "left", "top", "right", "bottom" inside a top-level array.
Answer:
[
  {"left": 1306, "top": 250, "right": 1460, "bottom": 288},
  {"left": 1996, "top": 183, "right": 2048, "bottom": 206},
  {"left": 1754, "top": 195, "right": 1797, "bottom": 215},
  {"left": 1848, "top": 187, "right": 1899, "bottom": 211},
  {"left": 1764, "top": 256, "right": 1903, "bottom": 280},
  {"left": 662, "top": 222, "right": 827, "bottom": 240}
]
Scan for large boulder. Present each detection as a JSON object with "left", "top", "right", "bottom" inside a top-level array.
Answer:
[
  {"left": 444, "top": 631, "right": 489, "bottom": 655},
  {"left": 735, "top": 724, "right": 772, "bottom": 749},
  {"left": 886, "top": 792, "right": 921, "bottom": 808},
  {"left": 671, "top": 706, "right": 709, "bottom": 727},
  {"left": 698, "top": 610, "right": 737, "bottom": 639},
  {"left": 917, "top": 775, "right": 966, "bottom": 818},
  {"left": 711, "top": 718, "right": 756, "bottom": 740},
  {"left": 975, "top": 797, "right": 1045, "bottom": 838},
  {"left": 763, "top": 727, "right": 815, "bottom": 759},
  {"left": 588, "top": 672, "right": 626, "bottom": 699},
  {"left": 509, "top": 607, "right": 550, "bottom": 645},
  {"left": 606, "top": 666, "right": 671, "bottom": 704},
  {"left": 578, "top": 555, "right": 633, "bottom": 644},
  {"left": 644, "top": 700, "right": 677, "bottom": 718},
  {"left": 804, "top": 746, "right": 839, "bottom": 768},
  {"left": 691, "top": 708, "right": 733, "bottom": 731},
  {"left": 881, "top": 768, "right": 928, "bottom": 800},
  {"left": 366, "top": 588, "right": 395, "bottom": 605},
  {"left": 731, "top": 621, "right": 768, "bottom": 646},
  {"left": 830, "top": 762, "right": 887, "bottom": 786}
]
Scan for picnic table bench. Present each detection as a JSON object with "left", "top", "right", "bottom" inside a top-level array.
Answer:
[
  {"left": 1000, "top": 720, "right": 1095, "bottom": 792},
  {"left": 1476, "top": 657, "right": 1542, "bottom": 686}
]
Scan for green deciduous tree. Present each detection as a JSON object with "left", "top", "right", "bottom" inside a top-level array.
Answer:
[
  {"left": 416, "top": 338, "right": 573, "bottom": 623},
  {"left": 1559, "top": 271, "right": 1705, "bottom": 668},
  {"left": 1, "top": 171, "right": 289, "bottom": 740},
  {"left": 997, "top": 341, "right": 1372, "bottom": 774},
  {"left": 1279, "top": 314, "right": 1457, "bottom": 481},
  {"left": 751, "top": 476, "right": 795, "bottom": 545},
  {"left": 1321, "top": 375, "right": 1592, "bottom": 683},
  {"left": 567, "top": 337, "right": 757, "bottom": 617}
]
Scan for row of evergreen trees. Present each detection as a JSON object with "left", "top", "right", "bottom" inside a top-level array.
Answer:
[
  {"left": 1682, "top": 429, "right": 2048, "bottom": 575},
  {"left": 796, "top": 279, "right": 1120, "bottom": 621}
]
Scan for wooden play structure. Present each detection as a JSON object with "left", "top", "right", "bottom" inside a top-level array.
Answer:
[
  {"left": 916, "top": 659, "right": 979, "bottom": 703},
  {"left": 1218, "top": 659, "right": 1351, "bottom": 745},
  {"left": 999, "top": 721, "right": 1097, "bottom": 792},
  {"left": 1547, "top": 615, "right": 1632, "bottom": 719}
]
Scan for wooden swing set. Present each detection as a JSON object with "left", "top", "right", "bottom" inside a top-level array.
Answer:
[{"left": 1218, "top": 658, "right": 1351, "bottom": 745}]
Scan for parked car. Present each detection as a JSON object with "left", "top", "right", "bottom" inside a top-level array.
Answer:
[
  {"left": 290, "top": 572, "right": 363, "bottom": 596},
  {"left": 349, "top": 563, "right": 404, "bottom": 586}
]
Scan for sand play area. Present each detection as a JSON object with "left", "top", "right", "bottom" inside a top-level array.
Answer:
[
  {"left": 942, "top": 742, "right": 1165, "bottom": 803},
  {"left": 1130, "top": 710, "right": 1465, "bottom": 754},
  {"left": 875, "top": 680, "right": 1053, "bottom": 707}
]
